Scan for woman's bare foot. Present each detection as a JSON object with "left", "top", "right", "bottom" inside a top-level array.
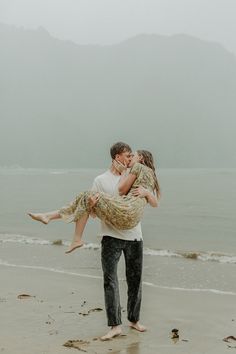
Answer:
[
  {"left": 129, "top": 321, "right": 147, "bottom": 332},
  {"left": 65, "top": 241, "right": 84, "bottom": 254},
  {"left": 28, "top": 213, "right": 49, "bottom": 225},
  {"left": 100, "top": 326, "right": 122, "bottom": 341}
]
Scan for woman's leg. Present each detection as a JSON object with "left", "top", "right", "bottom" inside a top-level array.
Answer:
[
  {"left": 65, "top": 213, "right": 89, "bottom": 254},
  {"left": 28, "top": 211, "right": 61, "bottom": 224},
  {"left": 65, "top": 194, "right": 100, "bottom": 253}
]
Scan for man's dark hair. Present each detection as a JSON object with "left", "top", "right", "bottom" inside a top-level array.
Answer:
[{"left": 110, "top": 142, "right": 132, "bottom": 159}]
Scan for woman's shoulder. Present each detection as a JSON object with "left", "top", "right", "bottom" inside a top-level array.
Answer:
[{"left": 130, "top": 162, "right": 146, "bottom": 176}]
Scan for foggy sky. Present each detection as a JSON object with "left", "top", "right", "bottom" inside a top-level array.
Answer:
[{"left": 1, "top": 0, "right": 236, "bottom": 54}]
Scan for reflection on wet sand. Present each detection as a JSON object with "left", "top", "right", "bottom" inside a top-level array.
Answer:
[{"left": 112, "top": 341, "right": 140, "bottom": 354}]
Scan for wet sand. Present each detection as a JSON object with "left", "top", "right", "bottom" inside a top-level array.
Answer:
[{"left": 0, "top": 265, "right": 236, "bottom": 354}]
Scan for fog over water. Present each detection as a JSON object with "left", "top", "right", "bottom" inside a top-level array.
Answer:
[
  {"left": 1, "top": 1, "right": 236, "bottom": 168},
  {"left": 1, "top": 0, "right": 236, "bottom": 52}
]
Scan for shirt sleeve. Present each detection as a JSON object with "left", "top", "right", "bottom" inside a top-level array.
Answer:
[
  {"left": 129, "top": 162, "right": 142, "bottom": 177},
  {"left": 91, "top": 177, "right": 101, "bottom": 192}
]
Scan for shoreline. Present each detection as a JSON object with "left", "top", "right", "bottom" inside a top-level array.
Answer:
[
  {"left": 1, "top": 265, "right": 236, "bottom": 353},
  {"left": 1, "top": 256, "right": 236, "bottom": 297}
]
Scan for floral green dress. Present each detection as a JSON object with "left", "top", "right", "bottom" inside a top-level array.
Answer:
[{"left": 59, "top": 162, "right": 156, "bottom": 230}]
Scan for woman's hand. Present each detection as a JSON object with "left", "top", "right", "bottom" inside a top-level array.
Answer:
[
  {"left": 112, "top": 160, "right": 127, "bottom": 174},
  {"left": 131, "top": 186, "right": 148, "bottom": 198}
]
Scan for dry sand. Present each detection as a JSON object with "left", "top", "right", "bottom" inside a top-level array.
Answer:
[{"left": 0, "top": 265, "right": 236, "bottom": 353}]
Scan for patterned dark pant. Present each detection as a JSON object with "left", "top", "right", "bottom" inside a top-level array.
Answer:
[{"left": 101, "top": 236, "right": 143, "bottom": 326}]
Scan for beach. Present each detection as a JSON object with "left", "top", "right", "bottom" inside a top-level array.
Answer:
[
  {"left": 1, "top": 167, "right": 236, "bottom": 353},
  {"left": 1, "top": 257, "right": 236, "bottom": 354}
]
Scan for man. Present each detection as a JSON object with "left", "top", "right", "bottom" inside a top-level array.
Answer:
[{"left": 92, "top": 142, "right": 146, "bottom": 340}]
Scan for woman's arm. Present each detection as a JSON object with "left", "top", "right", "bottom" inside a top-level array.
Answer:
[
  {"left": 118, "top": 173, "right": 137, "bottom": 196},
  {"left": 132, "top": 186, "right": 158, "bottom": 207}
]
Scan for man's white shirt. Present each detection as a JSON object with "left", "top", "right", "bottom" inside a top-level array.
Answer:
[{"left": 91, "top": 169, "right": 143, "bottom": 241}]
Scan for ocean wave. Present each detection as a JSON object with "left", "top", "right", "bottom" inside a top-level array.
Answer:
[
  {"left": 0, "top": 259, "right": 235, "bottom": 296},
  {"left": 142, "top": 282, "right": 236, "bottom": 296},
  {"left": 144, "top": 247, "right": 236, "bottom": 264},
  {"left": 144, "top": 248, "right": 182, "bottom": 258},
  {"left": 1, "top": 234, "right": 236, "bottom": 265},
  {"left": 0, "top": 234, "right": 53, "bottom": 246},
  {"left": 49, "top": 171, "right": 69, "bottom": 175},
  {"left": 0, "top": 167, "right": 101, "bottom": 176},
  {"left": 0, "top": 234, "right": 100, "bottom": 249},
  {"left": 0, "top": 167, "right": 70, "bottom": 176}
]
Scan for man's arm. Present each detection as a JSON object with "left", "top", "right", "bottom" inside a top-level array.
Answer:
[
  {"left": 132, "top": 186, "right": 158, "bottom": 207},
  {"left": 91, "top": 177, "right": 101, "bottom": 192},
  {"left": 118, "top": 173, "right": 137, "bottom": 196},
  {"left": 90, "top": 178, "right": 101, "bottom": 218}
]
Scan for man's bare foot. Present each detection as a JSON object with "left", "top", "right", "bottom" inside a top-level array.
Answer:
[
  {"left": 129, "top": 321, "right": 147, "bottom": 332},
  {"left": 100, "top": 326, "right": 122, "bottom": 341},
  {"left": 65, "top": 241, "right": 84, "bottom": 254},
  {"left": 28, "top": 213, "right": 49, "bottom": 225}
]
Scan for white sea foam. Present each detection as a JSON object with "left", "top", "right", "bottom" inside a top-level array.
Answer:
[
  {"left": 144, "top": 247, "right": 236, "bottom": 264},
  {"left": 1, "top": 234, "right": 236, "bottom": 265},
  {"left": 0, "top": 259, "right": 235, "bottom": 296},
  {"left": 0, "top": 259, "right": 101, "bottom": 279},
  {"left": 0, "top": 167, "right": 74, "bottom": 176},
  {"left": 0, "top": 234, "right": 53, "bottom": 246},
  {"left": 142, "top": 281, "right": 236, "bottom": 296},
  {"left": 144, "top": 248, "right": 181, "bottom": 258},
  {"left": 0, "top": 234, "right": 101, "bottom": 249},
  {"left": 0, "top": 167, "right": 100, "bottom": 176},
  {"left": 198, "top": 252, "right": 236, "bottom": 264},
  {"left": 82, "top": 243, "right": 100, "bottom": 250},
  {"left": 49, "top": 171, "right": 69, "bottom": 175}
]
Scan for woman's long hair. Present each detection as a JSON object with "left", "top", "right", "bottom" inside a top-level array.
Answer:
[{"left": 137, "top": 150, "right": 161, "bottom": 199}]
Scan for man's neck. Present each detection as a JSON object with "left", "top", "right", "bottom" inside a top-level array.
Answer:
[{"left": 110, "top": 165, "right": 121, "bottom": 176}]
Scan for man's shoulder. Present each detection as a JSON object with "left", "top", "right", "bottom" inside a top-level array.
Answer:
[
  {"left": 94, "top": 170, "right": 110, "bottom": 183},
  {"left": 93, "top": 170, "right": 113, "bottom": 189}
]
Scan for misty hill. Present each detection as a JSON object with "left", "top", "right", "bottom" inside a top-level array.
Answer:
[{"left": 1, "top": 23, "right": 236, "bottom": 168}]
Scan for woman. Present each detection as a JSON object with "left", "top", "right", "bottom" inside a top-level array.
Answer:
[{"left": 28, "top": 150, "right": 160, "bottom": 253}]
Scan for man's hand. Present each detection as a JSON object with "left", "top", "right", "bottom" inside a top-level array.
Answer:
[
  {"left": 131, "top": 186, "right": 148, "bottom": 198},
  {"left": 132, "top": 186, "right": 158, "bottom": 207},
  {"left": 88, "top": 193, "right": 100, "bottom": 218},
  {"left": 89, "top": 211, "right": 97, "bottom": 219}
]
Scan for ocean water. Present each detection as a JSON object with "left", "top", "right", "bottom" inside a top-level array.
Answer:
[{"left": 1, "top": 167, "right": 236, "bottom": 295}]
